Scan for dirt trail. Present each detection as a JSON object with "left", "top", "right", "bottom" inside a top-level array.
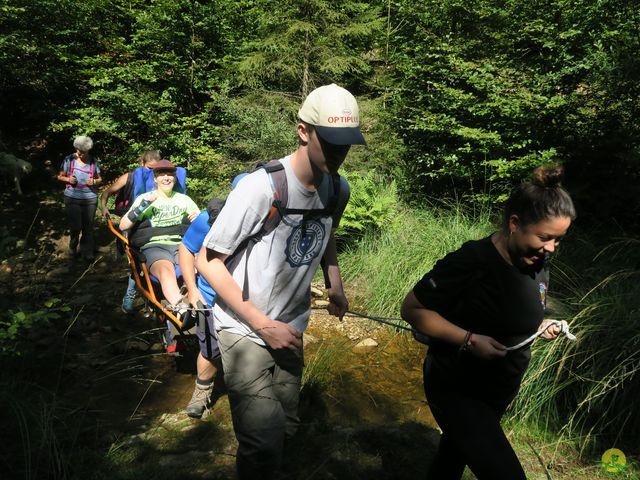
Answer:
[{"left": 1, "top": 184, "right": 443, "bottom": 479}]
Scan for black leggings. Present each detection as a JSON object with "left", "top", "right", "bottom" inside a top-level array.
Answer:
[
  {"left": 424, "top": 356, "right": 526, "bottom": 480},
  {"left": 64, "top": 196, "right": 97, "bottom": 256}
]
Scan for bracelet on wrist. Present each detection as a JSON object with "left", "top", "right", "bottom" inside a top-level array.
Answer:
[{"left": 459, "top": 330, "right": 472, "bottom": 354}]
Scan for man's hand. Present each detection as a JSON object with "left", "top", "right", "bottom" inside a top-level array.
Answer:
[
  {"left": 187, "top": 288, "right": 206, "bottom": 308},
  {"left": 256, "top": 319, "right": 302, "bottom": 351},
  {"left": 469, "top": 334, "right": 507, "bottom": 359},
  {"left": 539, "top": 319, "right": 562, "bottom": 340},
  {"left": 188, "top": 211, "right": 199, "bottom": 222},
  {"left": 327, "top": 289, "right": 348, "bottom": 321}
]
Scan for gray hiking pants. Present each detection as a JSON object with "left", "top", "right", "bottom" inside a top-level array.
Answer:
[
  {"left": 217, "top": 330, "right": 303, "bottom": 480},
  {"left": 64, "top": 196, "right": 97, "bottom": 257}
]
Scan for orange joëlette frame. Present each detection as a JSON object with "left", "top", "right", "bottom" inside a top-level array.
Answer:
[{"left": 106, "top": 215, "right": 185, "bottom": 331}]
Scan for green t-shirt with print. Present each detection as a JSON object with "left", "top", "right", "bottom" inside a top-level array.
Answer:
[{"left": 127, "top": 192, "right": 199, "bottom": 246}]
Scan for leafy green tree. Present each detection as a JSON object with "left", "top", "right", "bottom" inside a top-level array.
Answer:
[
  {"left": 0, "top": 0, "right": 108, "bottom": 143},
  {"left": 49, "top": 0, "right": 253, "bottom": 196},
  {"left": 235, "top": 0, "right": 383, "bottom": 96},
  {"left": 390, "top": 0, "right": 640, "bottom": 217}
]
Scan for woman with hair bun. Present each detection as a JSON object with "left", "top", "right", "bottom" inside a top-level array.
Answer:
[{"left": 401, "top": 165, "right": 576, "bottom": 479}]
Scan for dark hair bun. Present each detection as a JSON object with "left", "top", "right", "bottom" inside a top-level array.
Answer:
[{"left": 531, "top": 165, "right": 564, "bottom": 188}]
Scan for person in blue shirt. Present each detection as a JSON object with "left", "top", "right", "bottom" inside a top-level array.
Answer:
[
  {"left": 178, "top": 174, "right": 247, "bottom": 418},
  {"left": 178, "top": 198, "right": 225, "bottom": 418}
]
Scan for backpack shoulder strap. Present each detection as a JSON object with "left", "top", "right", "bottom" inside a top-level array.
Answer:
[
  {"left": 260, "top": 160, "right": 288, "bottom": 236},
  {"left": 327, "top": 174, "right": 342, "bottom": 215},
  {"left": 124, "top": 168, "right": 135, "bottom": 193},
  {"left": 65, "top": 156, "right": 75, "bottom": 188},
  {"left": 88, "top": 157, "right": 96, "bottom": 178},
  {"left": 175, "top": 167, "right": 187, "bottom": 194},
  {"left": 206, "top": 198, "right": 226, "bottom": 227},
  {"left": 231, "top": 160, "right": 284, "bottom": 301},
  {"left": 132, "top": 166, "right": 152, "bottom": 198}
]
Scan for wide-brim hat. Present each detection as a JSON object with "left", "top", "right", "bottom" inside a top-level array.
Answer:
[
  {"left": 152, "top": 159, "right": 177, "bottom": 175},
  {"left": 298, "top": 84, "right": 366, "bottom": 146}
]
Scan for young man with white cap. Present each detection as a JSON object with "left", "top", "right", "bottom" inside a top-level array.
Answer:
[{"left": 196, "top": 84, "right": 365, "bottom": 479}]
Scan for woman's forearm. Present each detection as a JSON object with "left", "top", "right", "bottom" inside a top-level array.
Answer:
[{"left": 401, "top": 292, "right": 468, "bottom": 346}]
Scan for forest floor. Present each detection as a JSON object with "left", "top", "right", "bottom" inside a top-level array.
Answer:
[{"left": 0, "top": 170, "right": 637, "bottom": 479}]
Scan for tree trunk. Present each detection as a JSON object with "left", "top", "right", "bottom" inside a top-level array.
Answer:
[{"left": 302, "top": 30, "right": 310, "bottom": 97}]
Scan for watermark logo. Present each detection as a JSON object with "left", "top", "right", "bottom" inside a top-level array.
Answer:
[{"left": 601, "top": 448, "right": 626, "bottom": 474}]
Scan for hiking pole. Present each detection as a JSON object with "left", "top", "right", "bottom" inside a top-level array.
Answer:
[
  {"left": 311, "top": 307, "right": 413, "bottom": 332},
  {"left": 312, "top": 307, "right": 432, "bottom": 345},
  {"left": 344, "top": 309, "right": 413, "bottom": 332}
]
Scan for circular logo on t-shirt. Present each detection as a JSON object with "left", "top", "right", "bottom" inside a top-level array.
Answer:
[{"left": 285, "top": 220, "right": 326, "bottom": 267}]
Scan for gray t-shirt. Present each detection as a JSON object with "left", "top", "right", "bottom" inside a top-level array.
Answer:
[{"left": 203, "top": 155, "right": 350, "bottom": 345}]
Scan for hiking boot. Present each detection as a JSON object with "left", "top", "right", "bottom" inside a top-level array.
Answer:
[
  {"left": 121, "top": 292, "right": 136, "bottom": 314},
  {"left": 185, "top": 380, "right": 214, "bottom": 419}
]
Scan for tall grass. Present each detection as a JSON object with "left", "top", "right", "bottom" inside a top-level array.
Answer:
[
  {"left": 340, "top": 201, "right": 640, "bottom": 450},
  {"left": 339, "top": 203, "right": 493, "bottom": 317},
  {"left": 302, "top": 338, "right": 352, "bottom": 390},
  {"left": 0, "top": 375, "right": 70, "bottom": 479},
  {"left": 510, "top": 237, "right": 640, "bottom": 450}
]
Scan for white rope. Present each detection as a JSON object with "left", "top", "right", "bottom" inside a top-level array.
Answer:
[
  {"left": 161, "top": 304, "right": 576, "bottom": 353},
  {"left": 505, "top": 320, "right": 576, "bottom": 351}
]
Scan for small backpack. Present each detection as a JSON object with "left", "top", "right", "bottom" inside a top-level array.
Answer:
[
  {"left": 114, "top": 171, "right": 135, "bottom": 215},
  {"left": 128, "top": 216, "right": 192, "bottom": 248}
]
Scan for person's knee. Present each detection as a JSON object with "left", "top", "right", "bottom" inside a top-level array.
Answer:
[
  {"left": 225, "top": 370, "right": 286, "bottom": 428},
  {"left": 151, "top": 261, "right": 176, "bottom": 281}
]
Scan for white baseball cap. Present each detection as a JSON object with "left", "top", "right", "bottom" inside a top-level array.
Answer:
[{"left": 298, "top": 84, "right": 366, "bottom": 145}]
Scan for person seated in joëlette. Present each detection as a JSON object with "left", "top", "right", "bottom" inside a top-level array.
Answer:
[{"left": 119, "top": 159, "right": 199, "bottom": 310}]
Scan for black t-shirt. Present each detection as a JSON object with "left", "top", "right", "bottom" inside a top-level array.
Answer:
[{"left": 413, "top": 235, "right": 549, "bottom": 397}]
